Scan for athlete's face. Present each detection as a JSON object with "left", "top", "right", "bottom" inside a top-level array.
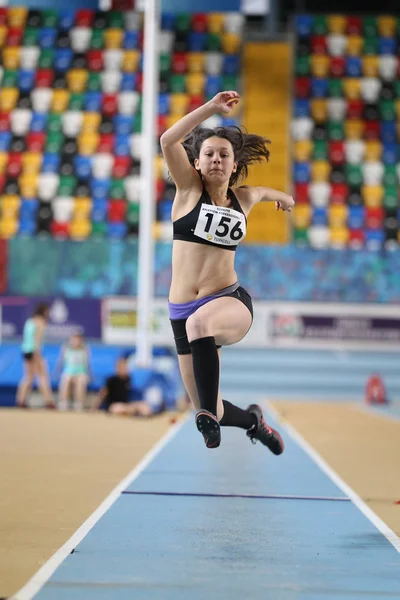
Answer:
[{"left": 195, "top": 137, "right": 237, "bottom": 183}]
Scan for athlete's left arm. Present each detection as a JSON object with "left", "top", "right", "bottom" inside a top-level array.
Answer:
[{"left": 239, "top": 186, "right": 295, "bottom": 212}]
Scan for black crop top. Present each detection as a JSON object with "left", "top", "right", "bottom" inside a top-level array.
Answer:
[{"left": 173, "top": 187, "right": 247, "bottom": 252}]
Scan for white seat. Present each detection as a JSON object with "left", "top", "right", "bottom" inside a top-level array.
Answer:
[
  {"left": 20, "top": 47, "right": 40, "bottom": 70},
  {"left": 344, "top": 140, "right": 365, "bottom": 164},
  {"left": 308, "top": 226, "right": 330, "bottom": 249},
  {"left": 292, "top": 117, "right": 314, "bottom": 141},
  {"left": 362, "top": 161, "right": 384, "bottom": 185},
  {"left": 201, "top": 115, "right": 223, "bottom": 129},
  {"left": 159, "top": 31, "right": 174, "bottom": 54},
  {"left": 118, "top": 91, "right": 140, "bottom": 115},
  {"left": 309, "top": 182, "right": 331, "bottom": 207},
  {"left": 31, "top": 88, "right": 53, "bottom": 113},
  {"left": 53, "top": 197, "right": 74, "bottom": 223},
  {"left": 360, "top": 78, "right": 381, "bottom": 103},
  {"left": 159, "top": 221, "right": 173, "bottom": 241},
  {"left": 223, "top": 12, "right": 245, "bottom": 33},
  {"left": 124, "top": 11, "right": 142, "bottom": 31},
  {"left": 38, "top": 173, "right": 59, "bottom": 201},
  {"left": 70, "top": 27, "right": 91, "bottom": 53},
  {"left": 92, "top": 153, "right": 114, "bottom": 179},
  {"left": 326, "top": 34, "right": 346, "bottom": 56},
  {"left": 124, "top": 175, "right": 142, "bottom": 202},
  {"left": 104, "top": 49, "right": 123, "bottom": 71},
  {"left": 378, "top": 55, "right": 397, "bottom": 81},
  {"left": 205, "top": 52, "right": 223, "bottom": 75},
  {"left": 101, "top": 71, "right": 122, "bottom": 93},
  {"left": 62, "top": 111, "right": 83, "bottom": 137},
  {"left": 130, "top": 133, "right": 143, "bottom": 160},
  {"left": 10, "top": 109, "right": 32, "bottom": 135},
  {"left": 327, "top": 98, "right": 347, "bottom": 121}
]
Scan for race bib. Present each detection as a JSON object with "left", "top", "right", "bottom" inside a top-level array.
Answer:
[{"left": 193, "top": 204, "right": 246, "bottom": 247}]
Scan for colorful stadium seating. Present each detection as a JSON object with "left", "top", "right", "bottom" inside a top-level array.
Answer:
[
  {"left": 293, "top": 14, "right": 400, "bottom": 249},
  {"left": 0, "top": 9, "right": 242, "bottom": 241}
]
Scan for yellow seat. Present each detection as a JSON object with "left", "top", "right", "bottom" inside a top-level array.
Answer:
[
  {"left": 169, "top": 93, "right": 190, "bottom": 116},
  {"left": 2, "top": 47, "right": 20, "bottom": 70},
  {"left": 345, "top": 119, "right": 364, "bottom": 140},
  {"left": 311, "top": 55, "right": 330, "bottom": 77},
  {"left": 0, "top": 88, "right": 19, "bottom": 112},
  {"left": 329, "top": 205, "right": 348, "bottom": 227},
  {"left": 0, "top": 217, "right": 18, "bottom": 239},
  {"left": 67, "top": 69, "right": 88, "bottom": 93},
  {"left": 327, "top": 15, "right": 347, "bottom": 34},
  {"left": 311, "top": 160, "right": 331, "bottom": 182},
  {"left": 70, "top": 219, "right": 91, "bottom": 240},
  {"left": 1, "top": 194, "right": 20, "bottom": 219},
  {"left": 362, "top": 56, "right": 378, "bottom": 78},
  {"left": 361, "top": 185, "right": 383, "bottom": 207},
  {"left": 22, "top": 152, "right": 42, "bottom": 174},
  {"left": 187, "top": 52, "right": 205, "bottom": 73},
  {"left": 0, "top": 26, "right": 7, "bottom": 48},
  {"left": 51, "top": 89, "right": 70, "bottom": 113},
  {"left": 343, "top": 78, "right": 361, "bottom": 99},
  {"left": 207, "top": 13, "right": 224, "bottom": 33},
  {"left": 19, "top": 173, "right": 38, "bottom": 198},
  {"left": 0, "top": 152, "right": 8, "bottom": 174},
  {"left": 82, "top": 112, "right": 101, "bottom": 133},
  {"left": 122, "top": 49, "right": 140, "bottom": 72},
  {"left": 330, "top": 226, "right": 349, "bottom": 247},
  {"left": 165, "top": 114, "right": 182, "bottom": 129},
  {"left": 347, "top": 35, "right": 363, "bottom": 56},
  {"left": 377, "top": 16, "right": 396, "bottom": 37},
  {"left": 8, "top": 7, "right": 28, "bottom": 27},
  {"left": 293, "top": 140, "right": 313, "bottom": 162},
  {"left": 105, "top": 28, "right": 124, "bottom": 49},
  {"left": 395, "top": 99, "right": 400, "bottom": 120},
  {"left": 364, "top": 140, "right": 382, "bottom": 161},
  {"left": 186, "top": 73, "right": 205, "bottom": 95},
  {"left": 293, "top": 205, "right": 311, "bottom": 228},
  {"left": 311, "top": 99, "right": 328, "bottom": 123},
  {"left": 221, "top": 32, "right": 241, "bottom": 54},
  {"left": 73, "top": 197, "right": 92, "bottom": 219},
  {"left": 154, "top": 155, "right": 164, "bottom": 180},
  {"left": 78, "top": 132, "right": 99, "bottom": 155}
]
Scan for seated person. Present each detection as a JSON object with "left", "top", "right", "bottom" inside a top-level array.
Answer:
[
  {"left": 92, "top": 356, "right": 164, "bottom": 417},
  {"left": 55, "top": 331, "right": 92, "bottom": 411}
]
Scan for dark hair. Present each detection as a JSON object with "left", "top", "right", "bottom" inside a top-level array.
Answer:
[
  {"left": 182, "top": 126, "right": 270, "bottom": 186},
  {"left": 33, "top": 302, "right": 49, "bottom": 318}
]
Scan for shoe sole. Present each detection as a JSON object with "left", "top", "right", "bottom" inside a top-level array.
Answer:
[{"left": 196, "top": 411, "right": 221, "bottom": 449}]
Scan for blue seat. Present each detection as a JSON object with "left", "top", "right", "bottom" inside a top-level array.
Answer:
[
  {"left": 107, "top": 222, "right": 127, "bottom": 239},
  {"left": 188, "top": 31, "right": 206, "bottom": 52},
  {"left": 346, "top": 56, "right": 362, "bottom": 77},
  {"left": 92, "top": 199, "right": 108, "bottom": 222},
  {"left": 158, "top": 92, "right": 169, "bottom": 116},
  {"left": 38, "top": 27, "right": 57, "bottom": 49},
  {"left": 18, "top": 218, "right": 37, "bottom": 236},
  {"left": 91, "top": 178, "right": 110, "bottom": 200},
  {"left": 312, "top": 207, "right": 328, "bottom": 226},
  {"left": 311, "top": 78, "right": 328, "bottom": 98},
  {"left": 74, "top": 155, "right": 92, "bottom": 180},
  {"left": 221, "top": 117, "right": 239, "bottom": 127},
  {"left": 18, "top": 70, "right": 35, "bottom": 93},
  {"left": 41, "top": 153, "right": 60, "bottom": 173},
  {"left": 223, "top": 55, "right": 240, "bottom": 75},
  {"left": 382, "top": 143, "right": 398, "bottom": 164},
  {"left": 0, "top": 131, "right": 11, "bottom": 151},
  {"left": 120, "top": 73, "right": 137, "bottom": 92},
  {"left": 381, "top": 121, "right": 397, "bottom": 144},
  {"left": 84, "top": 91, "right": 103, "bottom": 112},
  {"left": 378, "top": 37, "right": 396, "bottom": 55},
  {"left": 114, "top": 134, "right": 130, "bottom": 156},
  {"left": 365, "top": 229, "right": 384, "bottom": 249},
  {"left": 293, "top": 98, "right": 310, "bottom": 118},
  {"left": 30, "top": 112, "right": 48, "bottom": 132},
  {"left": 123, "top": 30, "right": 139, "bottom": 49},
  {"left": 295, "top": 14, "right": 313, "bottom": 37},
  {"left": 113, "top": 115, "right": 134, "bottom": 135},
  {"left": 54, "top": 48, "right": 73, "bottom": 72},
  {"left": 293, "top": 161, "right": 311, "bottom": 183},
  {"left": 58, "top": 9, "right": 75, "bottom": 31},
  {"left": 159, "top": 199, "right": 173, "bottom": 222},
  {"left": 20, "top": 198, "right": 39, "bottom": 219},
  {"left": 205, "top": 75, "right": 222, "bottom": 97},
  {"left": 348, "top": 205, "right": 365, "bottom": 229},
  {"left": 161, "top": 12, "right": 175, "bottom": 31}
]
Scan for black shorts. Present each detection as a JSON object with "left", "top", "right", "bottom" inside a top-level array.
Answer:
[
  {"left": 170, "top": 285, "right": 253, "bottom": 355},
  {"left": 22, "top": 352, "right": 35, "bottom": 361}
]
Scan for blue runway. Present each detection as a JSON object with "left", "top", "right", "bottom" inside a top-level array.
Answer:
[{"left": 18, "top": 408, "right": 400, "bottom": 600}]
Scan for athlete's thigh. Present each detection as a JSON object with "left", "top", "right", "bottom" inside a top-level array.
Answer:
[{"left": 191, "top": 297, "right": 252, "bottom": 347}]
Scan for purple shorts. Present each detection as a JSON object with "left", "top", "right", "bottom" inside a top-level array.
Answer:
[{"left": 168, "top": 281, "right": 240, "bottom": 320}]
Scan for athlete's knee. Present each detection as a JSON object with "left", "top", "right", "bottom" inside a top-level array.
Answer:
[{"left": 185, "top": 312, "right": 212, "bottom": 342}]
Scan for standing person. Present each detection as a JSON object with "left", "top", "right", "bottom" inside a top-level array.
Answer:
[
  {"left": 160, "top": 90, "right": 294, "bottom": 451},
  {"left": 55, "top": 331, "right": 92, "bottom": 411},
  {"left": 17, "top": 302, "right": 55, "bottom": 409}
]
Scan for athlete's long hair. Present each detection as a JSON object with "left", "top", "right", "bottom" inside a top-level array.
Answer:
[{"left": 182, "top": 126, "right": 270, "bottom": 186}]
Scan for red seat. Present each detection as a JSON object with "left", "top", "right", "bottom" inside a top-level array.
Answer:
[
  {"left": 366, "top": 207, "right": 384, "bottom": 229},
  {"left": 87, "top": 50, "right": 104, "bottom": 72},
  {"left": 347, "top": 17, "right": 362, "bottom": 35},
  {"left": 347, "top": 99, "right": 364, "bottom": 119},
  {"left": 0, "top": 175, "right": 5, "bottom": 193},
  {"left": 172, "top": 52, "right": 188, "bottom": 74},
  {"left": 112, "top": 156, "right": 131, "bottom": 178},
  {"left": 349, "top": 229, "right": 364, "bottom": 246},
  {"left": 51, "top": 222, "right": 70, "bottom": 238},
  {"left": 35, "top": 69, "right": 55, "bottom": 88},
  {"left": 364, "top": 120, "right": 380, "bottom": 140},
  {"left": 0, "top": 112, "right": 10, "bottom": 132},
  {"left": 98, "top": 133, "right": 115, "bottom": 153},
  {"left": 311, "top": 35, "right": 327, "bottom": 54},
  {"left": 6, "top": 152, "right": 23, "bottom": 178},
  {"left": 191, "top": 13, "right": 208, "bottom": 32},
  {"left": 75, "top": 9, "right": 94, "bottom": 27},
  {"left": 0, "top": 8, "right": 8, "bottom": 25},
  {"left": 157, "top": 115, "right": 168, "bottom": 137},
  {"left": 7, "top": 27, "right": 24, "bottom": 47},
  {"left": 294, "top": 77, "right": 311, "bottom": 99},
  {"left": 294, "top": 183, "right": 309, "bottom": 204},
  {"left": 26, "top": 132, "right": 46, "bottom": 152},
  {"left": 108, "top": 199, "right": 126, "bottom": 222},
  {"left": 102, "top": 94, "right": 118, "bottom": 117},
  {"left": 136, "top": 72, "right": 143, "bottom": 94},
  {"left": 330, "top": 57, "right": 345, "bottom": 77},
  {"left": 330, "top": 182, "right": 349, "bottom": 204},
  {"left": 188, "top": 94, "right": 205, "bottom": 112},
  {"left": 156, "top": 179, "right": 165, "bottom": 202},
  {"left": 328, "top": 141, "right": 345, "bottom": 165}
]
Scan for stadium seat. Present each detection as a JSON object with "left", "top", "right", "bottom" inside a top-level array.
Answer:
[
  {"left": 326, "top": 34, "right": 346, "bottom": 56},
  {"left": 347, "top": 35, "right": 363, "bottom": 56},
  {"left": 327, "top": 98, "right": 346, "bottom": 121},
  {"left": 327, "top": 15, "right": 346, "bottom": 34},
  {"left": 308, "top": 225, "right": 330, "bottom": 248}
]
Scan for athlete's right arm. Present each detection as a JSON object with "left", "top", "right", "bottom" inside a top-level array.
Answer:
[{"left": 160, "top": 91, "right": 240, "bottom": 190}]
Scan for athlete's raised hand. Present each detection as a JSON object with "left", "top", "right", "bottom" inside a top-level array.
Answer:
[{"left": 210, "top": 91, "right": 240, "bottom": 114}]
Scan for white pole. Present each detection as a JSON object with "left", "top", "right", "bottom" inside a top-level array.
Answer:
[{"left": 136, "top": 0, "right": 159, "bottom": 366}]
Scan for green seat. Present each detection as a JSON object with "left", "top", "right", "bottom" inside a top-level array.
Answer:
[
  {"left": 127, "top": 202, "right": 140, "bottom": 226},
  {"left": 87, "top": 72, "right": 101, "bottom": 92},
  {"left": 69, "top": 93, "right": 85, "bottom": 110},
  {"left": 312, "top": 15, "right": 327, "bottom": 35},
  {"left": 90, "top": 29, "right": 104, "bottom": 49},
  {"left": 379, "top": 99, "right": 396, "bottom": 121},
  {"left": 91, "top": 222, "right": 106, "bottom": 238},
  {"left": 47, "top": 114, "right": 62, "bottom": 134},
  {"left": 293, "top": 228, "right": 308, "bottom": 245},
  {"left": 327, "top": 79, "right": 343, "bottom": 97},
  {"left": 23, "top": 27, "right": 38, "bottom": 46},
  {"left": 383, "top": 186, "right": 398, "bottom": 209},
  {"left": 58, "top": 175, "right": 77, "bottom": 196},
  {"left": 134, "top": 111, "right": 142, "bottom": 133},
  {"left": 41, "top": 9, "right": 58, "bottom": 27},
  {"left": 159, "top": 53, "right": 171, "bottom": 75},
  {"left": 107, "top": 11, "right": 124, "bottom": 28},
  {"left": 363, "top": 16, "right": 377, "bottom": 37},
  {"left": 345, "top": 164, "right": 362, "bottom": 187},
  {"left": 2, "top": 70, "right": 17, "bottom": 87},
  {"left": 175, "top": 13, "right": 191, "bottom": 33},
  {"left": 394, "top": 81, "right": 400, "bottom": 98},
  {"left": 206, "top": 33, "right": 221, "bottom": 52},
  {"left": 327, "top": 120, "right": 344, "bottom": 141},
  {"left": 363, "top": 36, "right": 378, "bottom": 55},
  {"left": 110, "top": 179, "right": 126, "bottom": 199},
  {"left": 169, "top": 74, "right": 186, "bottom": 93},
  {"left": 383, "top": 166, "right": 397, "bottom": 187},
  {"left": 312, "top": 140, "right": 328, "bottom": 160},
  {"left": 38, "top": 49, "right": 54, "bottom": 69},
  {"left": 295, "top": 55, "right": 310, "bottom": 76},
  {"left": 45, "top": 131, "right": 64, "bottom": 153},
  {"left": 222, "top": 75, "right": 238, "bottom": 90}
]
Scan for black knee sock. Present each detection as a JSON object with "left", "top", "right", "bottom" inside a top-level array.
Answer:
[
  {"left": 190, "top": 336, "right": 219, "bottom": 417},
  {"left": 219, "top": 400, "right": 257, "bottom": 430}
]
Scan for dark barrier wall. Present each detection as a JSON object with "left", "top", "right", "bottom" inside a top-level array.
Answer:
[{"left": 8, "top": 238, "right": 400, "bottom": 303}]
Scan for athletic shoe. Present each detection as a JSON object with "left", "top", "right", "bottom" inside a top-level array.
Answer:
[
  {"left": 195, "top": 409, "right": 221, "bottom": 449},
  {"left": 246, "top": 404, "right": 284, "bottom": 455}
]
